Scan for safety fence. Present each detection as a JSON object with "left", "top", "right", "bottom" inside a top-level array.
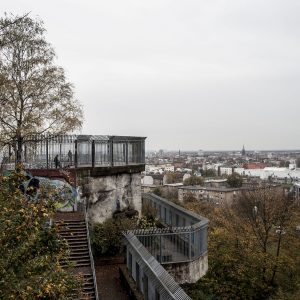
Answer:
[
  {"left": 1, "top": 134, "right": 146, "bottom": 169},
  {"left": 123, "top": 193, "right": 209, "bottom": 299}
]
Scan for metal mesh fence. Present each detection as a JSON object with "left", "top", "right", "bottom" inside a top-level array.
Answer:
[{"left": 1, "top": 135, "right": 146, "bottom": 169}]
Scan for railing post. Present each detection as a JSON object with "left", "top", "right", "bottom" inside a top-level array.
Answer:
[
  {"left": 159, "top": 235, "right": 162, "bottom": 263},
  {"left": 46, "top": 139, "right": 49, "bottom": 169},
  {"left": 24, "top": 145, "right": 27, "bottom": 163},
  {"left": 92, "top": 140, "right": 95, "bottom": 168},
  {"left": 74, "top": 140, "right": 78, "bottom": 168},
  {"left": 141, "top": 140, "right": 144, "bottom": 163},
  {"left": 189, "top": 231, "right": 192, "bottom": 260},
  {"left": 110, "top": 138, "right": 114, "bottom": 167},
  {"left": 8, "top": 144, "right": 11, "bottom": 163},
  {"left": 125, "top": 141, "right": 128, "bottom": 165},
  {"left": 59, "top": 142, "right": 62, "bottom": 162}
]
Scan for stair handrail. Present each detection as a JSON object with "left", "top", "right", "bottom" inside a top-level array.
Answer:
[{"left": 83, "top": 199, "right": 99, "bottom": 300}]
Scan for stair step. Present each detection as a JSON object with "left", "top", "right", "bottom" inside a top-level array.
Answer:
[
  {"left": 61, "top": 262, "right": 91, "bottom": 267},
  {"left": 60, "top": 234, "right": 87, "bottom": 238},
  {"left": 69, "top": 256, "right": 90, "bottom": 261},
  {"left": 57, "top": 224, "right": 86, "bottom": 228},
  {"left": 83, "top": 282, "right": 94, "bottom": 287},
  {"left": 69, "top": 249, "right": 89, "bottom": 253},
  {"left": 59, "top": 229, "right": 87, "bottom": 234},
  {"left": 55, "top": 220, "right": 85, "bottom": 223},
  {"left": 57, "top": 221, "right": 86, "bottom": 224},
  {"left": 70, "top": 247, "right": 89, "bottom": 252},
  {"left": 63, "top": 257, "right": 90, "bottom": 262},
  {"left": 81, "top": 292, "right": 95, "bottom": 296},
  {"left": 67, "top": 240, "right": 88, "bottom": 244},
  {"left": 69, "top": 243, "right": 88, "bottom": 246},
  {"left": 60, "top": 232, "right": 87, "bottom": 236},
  {"left": 70, "top": 253, "right": 90, "bottom": 257},
  {"left": 62, "top": 238, "right": 88, "bottom": 242},
  {"left": 57, "top": 223, "right": 86, "bottom": 227},
  {"left": 68, "top": 244, "right": 88, "bottom": 248}
]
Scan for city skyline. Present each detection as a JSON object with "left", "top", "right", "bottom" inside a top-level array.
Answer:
[
  {"left": 2, "top": 0, "right": 300, "bottom": 150},
  {"left": 146, "top": 147, "right": 300, "bottom": 152}
]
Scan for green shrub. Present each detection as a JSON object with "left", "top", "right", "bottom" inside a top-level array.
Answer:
[{"left": 91, "top": 218, "right": 136, "bottom": 256}]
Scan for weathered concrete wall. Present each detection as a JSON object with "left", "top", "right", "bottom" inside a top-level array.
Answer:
[
  {"left": 81, "top": 173, "right": 142, "bottom": 224},
  {"left": 163, "top": 254, "right": 208, "bottom": 284}
]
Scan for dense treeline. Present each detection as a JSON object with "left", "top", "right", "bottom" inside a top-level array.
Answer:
[{"left": 183, "top": 188, "right": 300, "bottom": 300}]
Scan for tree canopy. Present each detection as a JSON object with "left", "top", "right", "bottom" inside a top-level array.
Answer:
[
  {"left": 0, "top": 14, "right": 83, "bottom": 161},
  {"left": 227, "top": 172, "right": 243, "bottom": 188},
  {"left": 200, "top": 169, "right": 216, "bottom": 177},
  {"left": 183, "top": 187, "right": 300, "bottom": 299},
  {"left": 183, "top": 175, "right": 204, "bottom": 186}
]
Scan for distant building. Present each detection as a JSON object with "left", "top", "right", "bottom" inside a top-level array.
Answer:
[
  {"left": 141, "top": 184, "right": 159, "bottom": 193},
  {"left": 141, "top": 175, "right": 154, "bottom": 185},
  {"left": 198, "top": 150, "right": 204, "bottom": 157},
  {"left": 218, "top": 166, "right": 234, "bottom": 176},
  {"left": 294, "top": 182, "right": 300, "bottom": 202},
  {"left": 164, "top": 164, "right": 175, "bottom": 172},
  {"left": 243, "top": 162, "right": 266, "bottom": 169},
  {"left": 204, "top": 179, "right": 227, "bottom": 188},
  {"left": 151, "top": 174, "right": 164, "bottom": 185},
  {"left": 242, "top": 145, "right": 246, "bottom": 156},
  {"left": 178, "top": 186, "right": 241, "bottom": 204},
  {"left": 178, "top": 185, "right": 281, "bottom": 205}
]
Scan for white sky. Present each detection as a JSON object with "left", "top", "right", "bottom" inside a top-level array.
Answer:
[{"left": 2, "top": 0, "right": 300, "bottom": 150}]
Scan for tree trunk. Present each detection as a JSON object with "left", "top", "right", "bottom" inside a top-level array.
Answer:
[{"left": 16, "top": 135, "right": 23, "bottom": 164}]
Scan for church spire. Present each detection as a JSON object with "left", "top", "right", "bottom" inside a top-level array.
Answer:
[{"left": 242, "top": 145, "right": 246, "bottom": 156}]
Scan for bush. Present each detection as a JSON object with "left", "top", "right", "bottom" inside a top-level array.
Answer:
[
  {"left": 152, "top": 187, "right": 162, "bottom": 197},
  {"left": 183, "top": 175, "right": 204, "bottom": 186},
  {"left": 183, "top": 192, "right": 197, "bottom": 203},
  {"left": 91, "top": 218, "right": 136, "bottom": 256},
  {"left": 140, "top": 202, "right": 158, "bottom": 229},
  {"left": 227, "top": 172, "right": 243, "bottom": 188}
]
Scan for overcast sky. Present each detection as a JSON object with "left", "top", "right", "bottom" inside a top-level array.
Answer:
[{"left": 2, "top": 0, "right": 300, "bottom": 150}]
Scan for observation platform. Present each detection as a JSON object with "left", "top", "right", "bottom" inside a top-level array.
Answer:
[{"left": 1, "top": 134, "right": 146, "bottom": 180}]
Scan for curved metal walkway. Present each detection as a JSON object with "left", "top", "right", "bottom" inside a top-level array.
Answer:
[{"left": 123, "top": 193, "right": 209, "bottom": 300}]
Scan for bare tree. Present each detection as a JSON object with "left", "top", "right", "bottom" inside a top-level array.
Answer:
[
  {"left": 233, "top": 186, "right": 297, "bottom": 285},
  {"left": 0, "top": 14, "right": 83, "bottom": 162}
]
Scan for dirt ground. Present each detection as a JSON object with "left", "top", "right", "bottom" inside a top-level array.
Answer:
[{"left": 95, "top": 263, "right": 130, "bottom": 300}]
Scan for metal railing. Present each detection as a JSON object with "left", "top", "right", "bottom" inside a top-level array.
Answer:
[
  {"left": 123, "top": 194, "right": 209, "bottom": 299},
  {"left": 135, "top": 193, "right": 209, "bottom": 264},
  {"left": 1, "top": 134, "right": 146, "bottom": 170},
  {"left": 124, "top": 232, "right": 191, "bottom": 300},
  {"left": 84, "top": 201, "right": 99, "bottom": 300}
]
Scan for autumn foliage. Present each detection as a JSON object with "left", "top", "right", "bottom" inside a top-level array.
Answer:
[
  {"left": 0, "top": 171, "right": 79, "bottom": 299},
  {"left": 183, "top": 187, "right": 300, "bottom": 299}
]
